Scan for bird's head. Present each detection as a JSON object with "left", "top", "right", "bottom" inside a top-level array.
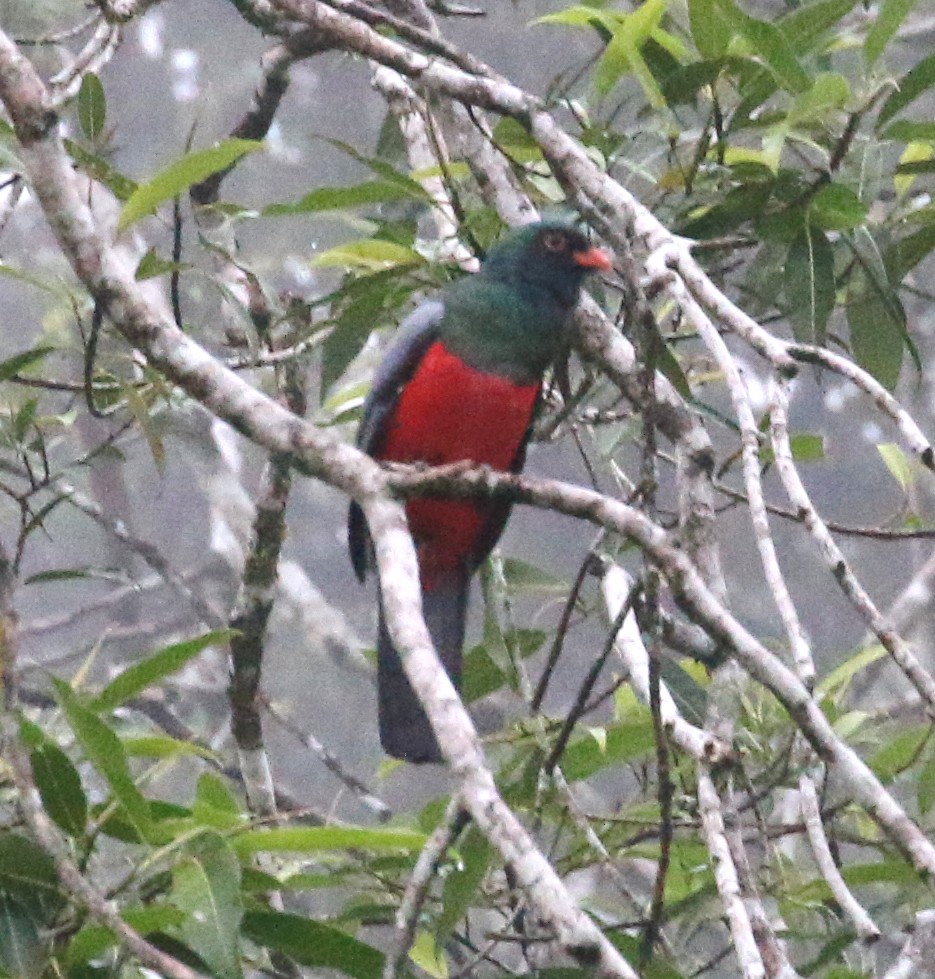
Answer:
[{"left": 481, "top": 221, "right": 612, "bottom": 307}]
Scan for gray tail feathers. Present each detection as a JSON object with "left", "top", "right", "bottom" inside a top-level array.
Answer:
[{"left": 377, "top": 572, "right": 468, "bottom": 764}]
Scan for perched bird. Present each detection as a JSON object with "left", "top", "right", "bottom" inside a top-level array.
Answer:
[{"left": 348, "top": 221, "right": 611, "bottom": 763}]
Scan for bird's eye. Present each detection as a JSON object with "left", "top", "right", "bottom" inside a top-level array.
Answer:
[{"left": 541, "top": 231, "right": 567, "bottom": 253}]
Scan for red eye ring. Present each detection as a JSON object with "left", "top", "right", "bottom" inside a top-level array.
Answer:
[{"left": 541, "top": 231, "right": 567, "bottom": 253}]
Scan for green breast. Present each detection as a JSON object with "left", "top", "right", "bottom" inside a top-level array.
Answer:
[{"left": 439, "top": 277, "right": 568, "bottom": 385}]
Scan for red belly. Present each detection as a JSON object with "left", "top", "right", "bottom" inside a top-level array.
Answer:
[{"left": 378, "top": 341, "right": 539, "bottom": 588}]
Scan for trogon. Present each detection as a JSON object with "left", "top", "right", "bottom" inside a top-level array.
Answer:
[{"left": 348, "top": 221, "right": 611, "bottom": 763}]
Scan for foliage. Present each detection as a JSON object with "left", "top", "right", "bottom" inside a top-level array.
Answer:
[{"left": 1, "top": 1, "right": 935, "bottom": 978}]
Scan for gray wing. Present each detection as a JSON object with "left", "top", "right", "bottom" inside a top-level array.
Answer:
[{"left": 348, "top": 299, "right": 445, "bottom": 581}]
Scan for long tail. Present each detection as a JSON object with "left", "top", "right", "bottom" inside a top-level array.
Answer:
[{"left": 377, "top": 571, "right": 468, "bottom": 763}]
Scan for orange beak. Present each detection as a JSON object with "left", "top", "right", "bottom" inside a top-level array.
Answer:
[{"left": 572, "top": 245, "right": 613, "bottom": 271}]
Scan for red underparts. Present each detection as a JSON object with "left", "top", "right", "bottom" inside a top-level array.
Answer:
[{"left": 378, "top": 341, "right": 539, "bottom": 591}]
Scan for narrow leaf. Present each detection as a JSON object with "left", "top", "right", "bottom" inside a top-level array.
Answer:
[
  {"left": 66, "top": 905, "right": 185, "bottom": 967},
  {"left": 845, "top": 235, "right": 907, "bottom": 390},
  {"left": 817, "top": 644, "right": 887, "bottom": 702},
  {"left": 263, "top": 180, "right": 420, "bottom": 216},
  {"left": 784, "top": 226, "right": 835, "bottom": 343},
  {"left": 809, "top": 183, "right": 867, "bottom": 231},
  {"left": 171, "top": 834, "right": 243, "bottom": 979},
  {"left": 77, "top": 73, "right": 106, "bottom": 142},
  {"left": 865, "top": 0, "right": 919, "bottom": 66},
  {"left": 689, "top": 0, "right": 732, "bottom": 58},
  {"left": 311, "top": 239, "right": 424, "bottom": 270},
  {"left": 410, "top": 931, "right": 448, "bottom": 979},
  {"left": 877, "top": 443, "right": 913, "bottom": 491},
  {"left": 0, "top": 346, "right": 54, "bottom": 383},
  {"left": 878, "top": 52, "right": 935, "bottom": 128},
  {"left": 232, "top": 826, "right": 427, "bottom": 856},
  {"left": 882, "top": 120, "right": 935, "bottom": 142},
  {"left": 0, "top": 896, "right": 46, "bottom": 979},
  {"left": 531, "top": 6, "right": 620, "bottom": 32},
  {"left": 192, "top": 773, "right": 243, "bottom": 830},
  {"left": 91, "top": 630, "right": 231, "bottom": 712},
  {"left": 30, "top": 742, "right": 87, "bottom": 837},
  {"left": 919, "top": 747, "right": 935, "bottom": 814},
  {"left": 868, "top": 725, "right": 927, "bottom": 781},
  {"left": 53, "top": 680, "right": 153, "bottom": 841},
  {"left": 118, "top": 139, "right": 262, "bottom": 230},
  {"left": 721, "top": 0, "right": 810, "bottom": 93},
  {"left": 438, "top": 826, "right": 493, "bottom": 938},
  {"left": 0, "top": 835, "right": 62, "bottom": 920},
  {"left": 24, "top": 566, "right": 123, "bottom": 585},
  {"left": 885, "top": 224, "right": 935, "bottom": 282},
  {"left": 563, "top": 720, "right": 656, "bottom": 781},
  {"left": 778, "top": 0, "right": 858, "bottom": 54},
  {"left": 66, "top": 139, "right": 137, "bottom": 201},
  {"left": 136, "top": 247, "right": 187, "bottom": 280},
  {"left": 242, "top": 910, "right": 384, "bottom": 979}
]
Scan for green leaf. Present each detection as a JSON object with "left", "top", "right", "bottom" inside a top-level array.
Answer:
[
  {"left": 410, "top": 931, "right": 448, "bottom": 979},
  {"left": 562, "top": 719, "right": 656, "bottom": 781},
  {"left": 788, "top": 432, "right": 826, "bottom": 462},
  {"left": 868, "top": 725, "right": 928, "bottom": 781},
  {"left": 233, "top": 826, "right": 426, "bottom": 856},
  {"left": 124, "top": 381, "right": 166, "bottom": 474},
  {"left": 123, "top": 735, "right": 216, "bottom": 761},
  {"left": 66, "top": 905, "right": 185, "bottom": 967},
  {"left": 311, "top": 239, "right": 424, "bottom": 270},
  {"left": 877, "top": 443, "right": 913, "bottom": 491},
  {"left": 895, "top": 158, "right": 935, "bottom": 177},
  {"left": 662, "top": 55, "right": 759, "bottom": 105},
  {"left": 878, "top": 52, "right": 935, "bottom": 128},
  {"left": 532, "top": 6, "right": 620, "bottom": 33},
  {"left": 865, "top": 0, "right": 920, "bottom": 66},
  {"left": 720, "top": 0, "right": 810, "bottom": 93},
  {"left": 192, "top": 773, "right": 243, "bottom": 830},
  {"left": 0, "top": 262, "right": 63, "bottom": 296},
  {"left": 136, "top": 247, "right": 187, "bottom": 280},
  {"left": 918, "top": 745, "right": 935, "bottom": 814},
  {"left": 817, "top": 644, "right": 886, "bottom": 702},
  {"left": 840, "top": 860, "right": 920, "bottom": 888},
  {"left": 462, "top": 630, "right": 545, "bottom": 702},
  {"left": 0, "top": 834, "right": 63, "bottom": 921},
  {"left": 77, "top": 73, "right": 106, "bottom": 142},
  {"left": 784, "top": 226, "right": 835, "bottom": 344},
  {"left": 23, "top": 566, "right": 123, "bottom": 585},
  {"left": 53, "top": 680, "right": 154, "bottom": 842},
  {"left": 885, "top": 223, "right": 935, "bottom": 283},
  {"left": 241, "top": 910, "right": 384, "bottom": 979},
  {"left": 500, "top": 558, "right": 567, "bottom": 594},
  {"left": 118, "top": 139, "right": 262, "bottom": 230},
  {"left": 29, "top": 741, "right": 87, "bottom": 837},
  {"left": 91, "top": 630, "right": 231, "bottom": 712},
  {"left": 263, "top": 180, "right": 425, "bottom": 216},
  {"left": 809, "top": 184, "right": 867, "bottom": 231},
  {"left": 65, "top": 139, "right": 137, "bottom": 201},
  {"left": 689, "top": 0, "right": 732, "bottom": 58},
  {"left": 0, "top": 346, "right": 54, "bottom": 383},
  {"left": 326, "top": 139, "right": 438, "bottom": 198},
  {"left": 882, "top": 120, "right": 935, "bottom": 142},
  {"left": 593, "top": 0, "right": 668, "bottom": 106},
  {"left": 846, "top": 262, "right": 905, "bottom": 391},
  {"left": 321, "top": 316, "right": 376, "bottom": 398},
  {"left": 171, "top": 833, "right": 243, "bottom": 979},
  {"left": 437, "top": 826, "right": 493, "bottom": 938},
  {"left": 788, "top": 72, "right": 850, "bottom": 124},
  {"left": 681, "top": 180, "right": 775, "bottom": 238},
  {"left": 778, "top": 0, "right": 858, "bottom": 54},
  {"left": 0, "top": 896, "right": 46, "bottom": 979},
  {"left": 12, "top": 399, "right": 37, "bottom": 443}
]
